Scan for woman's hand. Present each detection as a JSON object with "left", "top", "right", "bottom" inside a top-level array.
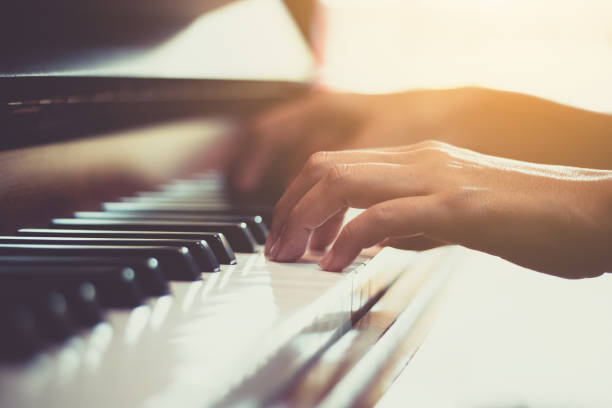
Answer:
[
  {"left": 265, "top": 141, "right": 612, "bottom": 279},
  {"left": 232, "top": 89, "right": 458, "bottom": 192},
  {"left": 232, "top": 88, "right": 612, "bottom": 193}
]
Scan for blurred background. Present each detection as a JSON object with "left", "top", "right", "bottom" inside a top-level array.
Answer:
[
  {"left": 314, "top": 0, "right": 612, "bottom": 112},
  {"left": 309, "top": 2, "right": 612, "bottom": 407}
]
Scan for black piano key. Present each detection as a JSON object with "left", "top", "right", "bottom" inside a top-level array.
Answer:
[
  {"left": 0, "top": 236, "right": 219, "bottom": 274},
  {"left": 18, "top": 229, "right": 236, "bottom": 265},
  {"left": 73, "top": 211, "right": 269, "bottom": 244},
  {"left": 1, "top": 291, "right": 76, "bottom": 343},
  {"left": 65, "top": 282, "right": 103, "bottom": 327},
  {"left": 0, "top": 264, "right": 144, "bottom": 309},
  {"left": 124, "top": 196, "right": 230, "bottom": 205},
  {"left": 101, "top": 201, "right": 274, "bottom": 224},
  {"left": 0, "top": 255, "right": 168, "bottom": 297},
  {"left": 9, "top": 280, "right": 102, "bottom": 328},
  {"left": 37, "top": 292, "right": 74, "bottom": 342},
  {"left": 0, "top": 244, "right": 202, "bottom": 280},
  {"left": 0, "top": 304, "right": 42, "bottom": 361},
  {"left": 49, "top": 219, "right": 258, "bottom": 253}
]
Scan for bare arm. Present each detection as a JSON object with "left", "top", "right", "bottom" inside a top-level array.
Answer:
[
  {"left": 265, "top": 141, "right": 612, "bottom": 279},
  {"left": 434, "top": 87, "right": 612, "bottom": 169},
  {"left": 233, "top": 87, "right": 612, "bottom": 192}
]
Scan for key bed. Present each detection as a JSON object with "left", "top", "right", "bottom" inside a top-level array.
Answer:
[{"left": 0, "top": 173, "right": 270, "bottom": 361}]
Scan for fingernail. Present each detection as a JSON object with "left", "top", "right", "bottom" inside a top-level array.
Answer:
[
  {"left": 269, "top": 239, "right": 282, "bottom": 260},
  {"left": 319, "top": 251, "right": 334, "bottom": 270},
  {"left": 265, "top": 237, "right": 278, "bottom": 256}
]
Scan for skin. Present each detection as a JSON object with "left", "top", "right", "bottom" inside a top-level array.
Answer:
[
  {"left": 264, "top": 141, "right": 612, "bottom": 279},
  {"left": 233, "top": 87, "right": 612, "bottom": 192}
]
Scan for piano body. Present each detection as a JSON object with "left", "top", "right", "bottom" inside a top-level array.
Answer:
[{"left": 0, "top": 1, "right": 452, "bottom": 406}]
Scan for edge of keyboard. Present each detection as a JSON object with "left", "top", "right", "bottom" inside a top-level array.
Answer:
[{"left": 0, "top": 246, "right": 439, "bottom": 408}]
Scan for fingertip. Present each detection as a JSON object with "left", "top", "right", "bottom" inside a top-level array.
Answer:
[
  {"left": 319, "top": 251, "right": 333, "bottom": 270},
  {"left": 264, "top": 236, "right": 278, "bottom": 256},
  {"left": 269, "top": 238, "right": 282, "bottom": 260},
  {"left": 319, "top": 249, "right": 348, "bottom": 272}
]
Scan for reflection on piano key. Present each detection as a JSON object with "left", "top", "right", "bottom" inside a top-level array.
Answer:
[
  {"left": 148, "top": 295, "right": 173, "bottom": 332},
  {"left": 0, "top": 236, "right": 220, "bottom": 274},
  {"left": 0, "top": 255, "right": 169, "bottom": 297},
  {"left": 0, "top": 244, "right": 204, "bottom": 279},
  {"left": 73, "top": 211, "right": 269, "bottom": 244},
  {"left": 18, "top": 229, "right": 237, "bottom": 265},
  {"left": 0, "top": 264, "right": 144, "bottom": 308},
  {"left": 102, "top": 201, "right": 274, "bottom": 224},
  {"left": 49, "top": 219, "right": 258, "bottom": 253},
  {"left": 123, "top": 306, "right": 151, "bottom": 346}
]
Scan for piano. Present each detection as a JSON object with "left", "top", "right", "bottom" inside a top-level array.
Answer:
[{"left": 0, "top": 1, "right": 453, "bottom": 406}]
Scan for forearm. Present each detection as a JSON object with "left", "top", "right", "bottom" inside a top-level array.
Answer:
[{"left": 434, "top": 88, "right": 612, "bottom": 169}]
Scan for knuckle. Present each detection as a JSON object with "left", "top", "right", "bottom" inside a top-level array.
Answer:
[
  {"left": 305, "top": 151, "right": 331, "bottom": 175},
  {"left": 325, "top": 163, "right": 350, "bottom": 186},
  {"left": 437, "top": 188, "right": 475, "bottom": 215},
  {"left": 423, "top": 139, "right": 444, "bottom": 149},
  {"left": 423, "top": 146, "right": 451, "bottom": 164},
  {"left": 369, "top": 203, "right": 393, "bottom": 226},
  {"left": 413, "top": 139, "right": 444, "bottom": 150}
]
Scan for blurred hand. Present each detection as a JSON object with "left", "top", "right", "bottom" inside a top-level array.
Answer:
[
  {"left": 232, "top": 89, "right": 457, "bottom": 192},
  {"left": 232, "top": 88, "right": 612, "bottom": 193},
  {"left": 265, "top": 141, "right": 612, "bottom": 279}
]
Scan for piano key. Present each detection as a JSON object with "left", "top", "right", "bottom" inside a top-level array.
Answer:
[
  {"left": 28, "top": 292, "right": 74, "bottom": 343},
  {"left": 0, "top": 264, "right": 144, "bottom": 309},
  {"left": 73, "top": 211, "right": 269, "bottom": 244},
  {"left": 0, "top": 244, "right": 202, "bottom": 280},
  {"left": 101, "top": 201, "right": 274, "bottom": 223},
  {"left": 0, "top": 236, "right": 220, "bottom": 274},
  {"left": 2, "top": 277, "right": 102, "bottom": 328},
  {"left": 124, "top": 195, "right": 230, "bottom": 206},
  {"left": 0, "top": 304, "right": 42, "bottom": 361},
  {"left": 18, "top": 229, "right": 236, "bottom": 265},
  {"left": 50, "top": 219, "right": 258, "bottom": 253},
  {"left": 0, "top": 255, "right": 168, "bottom": 297},
  {"left": 61, "top": 282, "right": 103, "bottom": 327}
]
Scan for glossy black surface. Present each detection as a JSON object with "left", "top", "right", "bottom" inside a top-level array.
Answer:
[
  {"left": 50, "top": 219, "right": 258, "bottom": 253},
  {"left": 0, "top": 244, "right": 203, "bottom": 280},
  {"left": 102, "top": 202, "right": 274, "bottom": 224},
  {"left": 0, "top": 264, "right": 144, "bottom": 308},
  {"left": 73, "top": 211, "right": 268, "bottom": 244},
  {"left": 18, "top": 229, "right": 236, "bottom": 265},
  {"left": 0, "top": 236, "right": 219, "bottom": 274},
  {"left": 0, "top": 304, "right": 42, "bottom": 360},
  {"left": 0, "top": 255, "right": 169, "bottom": 297}
]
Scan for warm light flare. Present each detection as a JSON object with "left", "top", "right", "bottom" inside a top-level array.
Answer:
[{"left": 316, "top": 0, "right": 612, "bottom": 111}]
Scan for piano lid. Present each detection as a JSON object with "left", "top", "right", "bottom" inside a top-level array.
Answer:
[
  {"left": 0, "top": 0, "right": 314, "bottom": 83},
  {"left": 0, "top": 0, "right": 315, "bottom": 150}
]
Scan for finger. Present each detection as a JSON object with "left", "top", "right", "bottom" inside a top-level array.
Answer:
[
  {"left": 309, "top": 209, "right": 347, "bottom": 251},
  {"left": 380, "top": 235, "right": 444, "bottom": 251},
  {"left": 265, "top": 150, "right": 423, "bottom": 252},
  {"left": 270, "top": 163, "right": 430, "bottom": 262},
  {"left": 319, "top": 196, "right": 447, "bottom": 271}
]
